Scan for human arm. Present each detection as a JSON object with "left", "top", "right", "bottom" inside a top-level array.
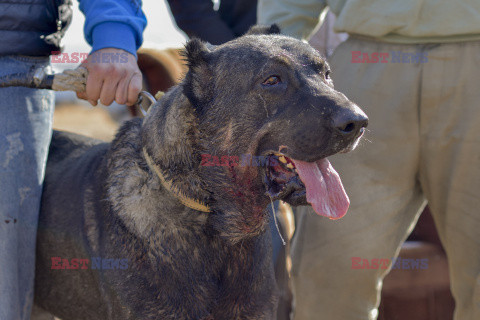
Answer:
[{"left": 77, "top": 0, "right": 147, "bottom": 106}]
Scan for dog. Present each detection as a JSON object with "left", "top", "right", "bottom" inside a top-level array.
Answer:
[{"left": 33, "top": 25, "right": 367, "bottom": 319}]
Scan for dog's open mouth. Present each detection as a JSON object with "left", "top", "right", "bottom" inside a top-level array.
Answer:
[{"left": 264, "top": 153, "right": 350, "bottom": 219}]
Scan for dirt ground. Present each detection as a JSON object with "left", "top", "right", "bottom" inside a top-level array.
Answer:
[{"left": 52, "top": 103, "right": 119, "bottom": 141}]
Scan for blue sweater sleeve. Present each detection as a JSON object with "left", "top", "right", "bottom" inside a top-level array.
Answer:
[{"left": 78, "top": 0, "right": 147, "bottom": 57}]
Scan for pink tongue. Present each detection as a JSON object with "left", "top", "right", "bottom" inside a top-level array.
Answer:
[{"left": 292, "top": 159, "right": 349, "bottom": 219}]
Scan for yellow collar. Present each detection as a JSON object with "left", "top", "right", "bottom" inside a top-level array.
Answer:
[{"left": 142, "top": 148, "right": 211, "bottom": 213}]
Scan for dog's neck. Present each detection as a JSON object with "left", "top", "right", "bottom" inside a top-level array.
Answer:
[
  {"left": 142, "top": 146, "right": 211, "bottom": 213},
  {"left": 116, "top": 89, "right": 270, "bottom": 243},
  {"left": 104, "top": 119, "right": 209, "bottom": 245}
]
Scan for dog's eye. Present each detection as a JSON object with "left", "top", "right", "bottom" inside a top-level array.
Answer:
[
  {"left": 325, "top": 70, "right": 331, "bottom": 80},
  {"left": 263, "top": 76, "right": 281, "bottom": 86}
]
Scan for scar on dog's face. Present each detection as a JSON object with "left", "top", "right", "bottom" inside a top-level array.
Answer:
[{"left": 183, "top": 25, "right": 368, "bottom": 220}]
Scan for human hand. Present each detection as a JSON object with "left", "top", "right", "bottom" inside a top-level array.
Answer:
[{"left": 76, "top": 48, "right": 142, "bottom": 106}]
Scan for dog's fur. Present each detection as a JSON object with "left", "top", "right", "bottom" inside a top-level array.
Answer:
[{"left": 34, "top": 26, "right": 366, "bottom": 319}]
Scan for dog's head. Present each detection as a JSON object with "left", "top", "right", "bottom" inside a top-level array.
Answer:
[{"left": 142, "top": 25, "right": 367, "bottom": 242}]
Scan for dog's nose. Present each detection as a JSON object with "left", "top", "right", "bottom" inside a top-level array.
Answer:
[{"left": 333, "top": 108, "right": 368, "bottom": 137}]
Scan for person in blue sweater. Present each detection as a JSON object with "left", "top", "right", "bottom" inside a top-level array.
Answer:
[{"left": 0, "top": 1, "right": 146, "bottom": 319}]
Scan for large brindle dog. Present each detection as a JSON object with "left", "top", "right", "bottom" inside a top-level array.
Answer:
[{"left": 34, "top": 26, "right": 367, "bottom": 319}]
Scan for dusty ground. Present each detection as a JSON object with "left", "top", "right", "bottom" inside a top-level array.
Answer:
[{"left": 52, "top": 103, "right": 119, "bottom": 141}]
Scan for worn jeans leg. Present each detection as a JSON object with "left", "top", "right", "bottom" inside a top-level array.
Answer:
[
  {"left": 0, "top": 56, "right": 54, "bottom": 320},
  {"left": 290, "top": 39, "right": 427, "bottom": 320}
]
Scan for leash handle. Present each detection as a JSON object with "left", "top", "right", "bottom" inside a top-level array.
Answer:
[
  {"left": 0, "top": 66, "right": 87, "bottom": 91},
  {"left": 49, "top": 67, "right": 157, "bottom": 113},
  {"left": 52, "top": 67, "right": 157, "bottom": 113},
  {"left": 51, "top": 67, "right": 88, "bottom": 92},
  {"left": 0, "top": 66, "right": 157, "bottom": 114},
  {"left": 0, "top": 66, "right": 55, "bottom": 89}
]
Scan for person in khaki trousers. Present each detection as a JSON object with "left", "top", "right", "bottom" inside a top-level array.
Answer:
[{"left": 258, "top": 1, "right": 480, "bottom": 319}]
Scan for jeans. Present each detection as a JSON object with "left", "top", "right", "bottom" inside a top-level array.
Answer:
[{"left": 0, "top": 55, "right": 54, "bottom": 320}]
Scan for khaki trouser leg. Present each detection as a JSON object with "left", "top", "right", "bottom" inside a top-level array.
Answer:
[
  {"left": 291, "top": 38, "right": 480, "bottom": 320},
  {"left": 290, "top": 39, "right": 427, "bottom": 320},
  {"left": 418, "top": 41, "right": 480, "bottom": 320}
]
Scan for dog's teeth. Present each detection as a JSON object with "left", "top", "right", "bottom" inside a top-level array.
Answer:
[
  {"left": 278, "top": 156, "right": 287, "bottom": 163},
  {"left": 286, "top": 163, "right": 294, "bottom": 169}
]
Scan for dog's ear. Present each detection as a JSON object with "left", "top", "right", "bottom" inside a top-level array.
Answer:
[
  {"left": 245, "top": 24, "right": 281, "bottom": 36},
  {"left": 183, "top": 38, "right": 214, "bottom": 108}
]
